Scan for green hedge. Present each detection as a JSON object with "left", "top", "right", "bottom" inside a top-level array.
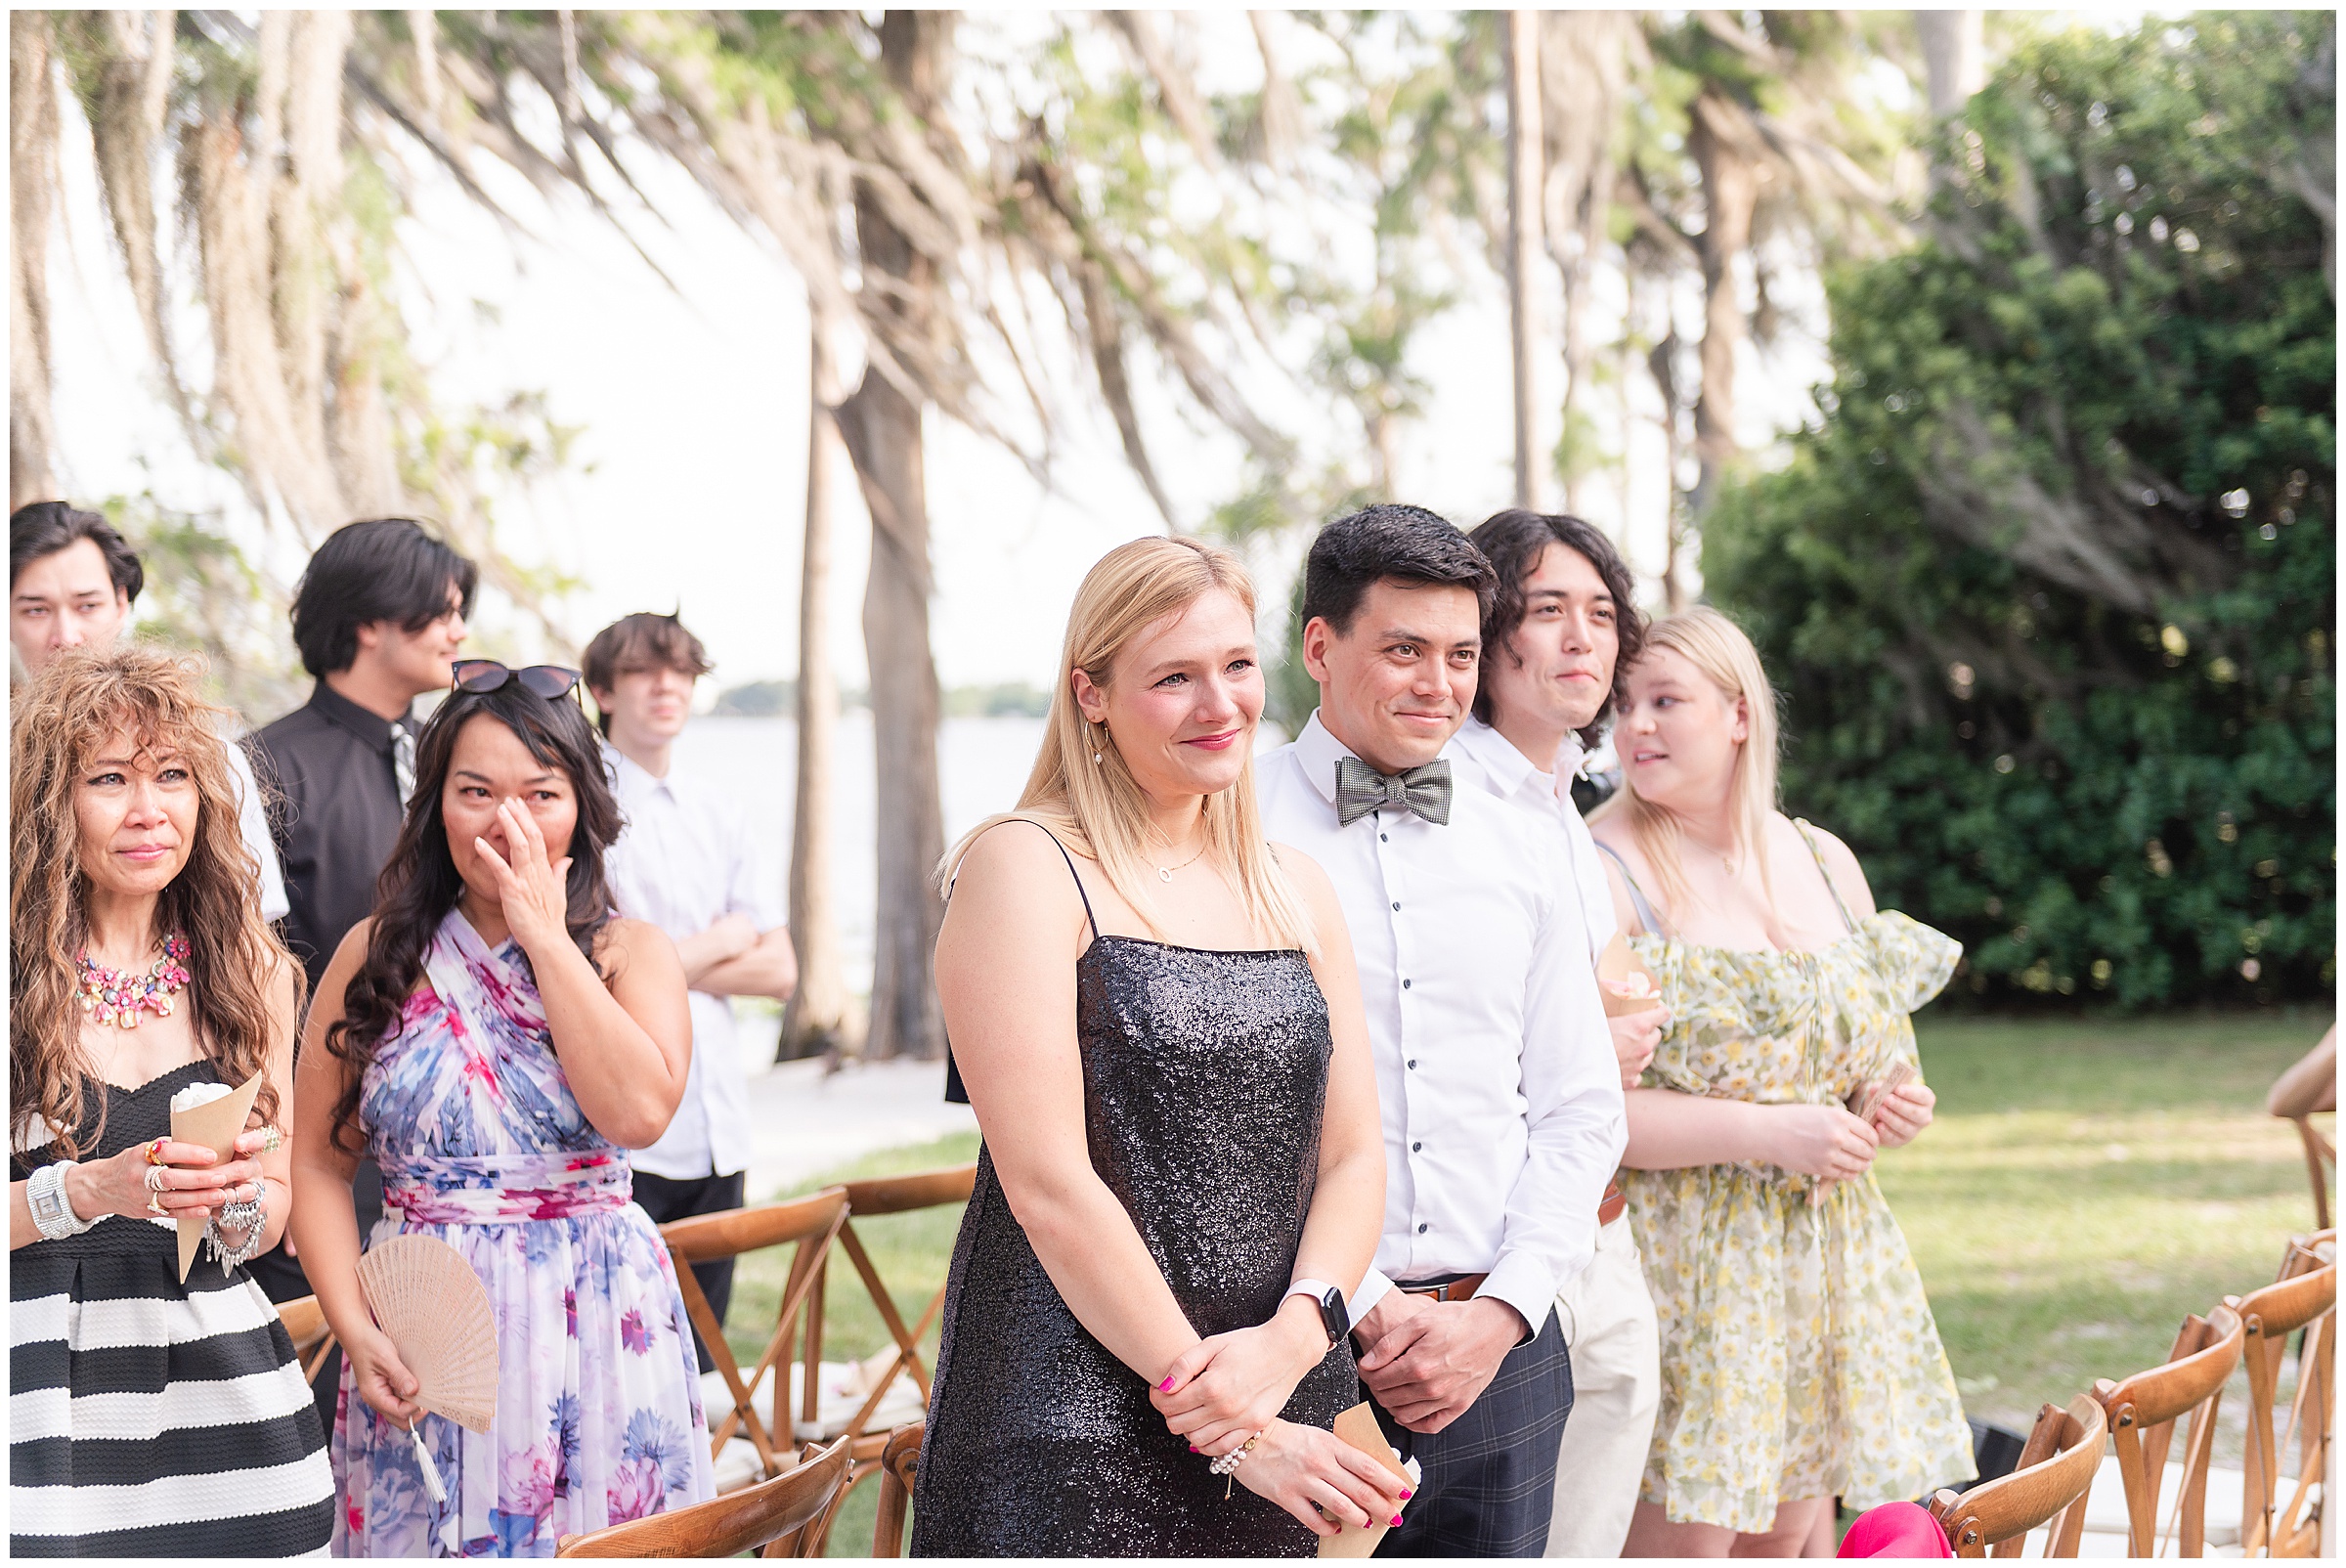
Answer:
[{"left": 1702, "top": 14, "right": 2335, "bottom": 1009}]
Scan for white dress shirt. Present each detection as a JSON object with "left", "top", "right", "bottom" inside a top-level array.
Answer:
[
  {"left": 225, "top": 739, "right": 291, "bottom": 924},
  {"left": 602, "top": 745, "right": 783, "bottom": 1181},
  {"left": 1257, "top": 713, "right": 1627, "bottom": 1333},
  {"left": 1448, "top": 718, "right": 1616, "bottom": 965}
]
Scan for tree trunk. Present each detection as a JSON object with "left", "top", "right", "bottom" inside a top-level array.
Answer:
[
  {"left": 1648, "top": 324, "right": 1689, "bottom": 613},
  {"left": 782, "top": 326, "right": 857, "bottom": 1061},
  {"left": 1542, "top": 11, "right": 1629, "bottom": 516},
  {"left": 1914, "top": 11, "right": 1984, "bottom": 117},
  {"left": 1687, "top": 84, "right": 1759, "bottom": 517},
  {"left": 11, "top": 12, "right": 59, "bottom": 508},
  {"left": 1503, "top": 10, "right": 1544, "bottom": 510},
  {"left": 834, "top": 11, "right": 951, "bottom": 1064}
]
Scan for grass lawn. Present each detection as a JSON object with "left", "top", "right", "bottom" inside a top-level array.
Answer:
[
  {"left": 723, "top": 1010, "right": 2331, "bottom": 1549},
  {"left": 1888, "top": 1008, "right": 2332, "bottom": 1460}
]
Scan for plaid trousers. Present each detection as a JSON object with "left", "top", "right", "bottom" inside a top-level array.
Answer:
[{"left": 1370, "top": 1309, "right": 1575, "bottom": 1557}]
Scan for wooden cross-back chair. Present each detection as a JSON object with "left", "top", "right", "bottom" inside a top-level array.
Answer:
[
  {"left": 275, "top": 1293, "right": 339, "bottom": 1386},
  {"left": 661, "top": 1187, "right": 850, "bottom": 1488},
  {"left": 2232, "top": 1242, "right": 2335, "bottom": 1556},
  {"left": 553, "top": 1433, "right": 851, "bottom": 1558},
  {"left": 870, "top": 1420, "right": 924, "bottom": 1556},
  {"left": 2088, "top": 1302, "right": 2245, "bottom": 1556},
  {"left": 1930, "top": 1394, "right": 2107, "bottom": 1558},
  {"left": 791, "top": 1164, "right": 974, "bottom": 1555},
  {"left": 2268, "top": 1027, "right": 2336, "bottom": 1230}
]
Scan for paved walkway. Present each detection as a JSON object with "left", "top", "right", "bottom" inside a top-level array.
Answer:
[{"left": 739, "top": 1051, "right": 978, "bottom": 1201}]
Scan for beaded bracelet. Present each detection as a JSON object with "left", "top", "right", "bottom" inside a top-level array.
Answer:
[{"left": 1209, "top": 1430, "right": 1264, "bottom": 1499}]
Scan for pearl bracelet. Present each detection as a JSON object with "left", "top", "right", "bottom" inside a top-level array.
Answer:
[{"left": 1209, "top": 1429, "right": 1264, "bottom": 1498}]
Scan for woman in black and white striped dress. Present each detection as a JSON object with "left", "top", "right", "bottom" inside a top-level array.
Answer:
[{"left": 10, "top": 647, "right": 334, "bottom": 1556}]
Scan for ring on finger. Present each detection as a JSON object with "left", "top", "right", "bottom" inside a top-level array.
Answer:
[
  {"left": 260, "top": 1126, "right": 283, "bottom": 1154},
  {"left": 144, "top": 1165, "right": 168, "bottom": 1194},
  {"left": 146, "top": 1190, "right": 167, "bottom": 1215},
  {"left": 145, "top": 1137, "right": 168, "bottom": 1166}
]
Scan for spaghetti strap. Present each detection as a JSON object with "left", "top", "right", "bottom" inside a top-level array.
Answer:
[
  {"left": 1593, "top": 840, "right": 1669, "bottom": 937},
  {"left": 949, "top": 816, "right": 1099, "bottom": 940},
  {"left": 1794, "top": 818, "right": 1857, "bottom": 934}
]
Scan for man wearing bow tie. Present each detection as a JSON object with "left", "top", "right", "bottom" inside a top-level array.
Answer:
[{"left": 1258, "top": 504, "right": 1626, "bottom": 1556}]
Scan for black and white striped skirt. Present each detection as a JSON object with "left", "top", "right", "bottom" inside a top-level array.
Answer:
[{"left": 10, "top": 1215, "right": 336, "bottom": 1557}]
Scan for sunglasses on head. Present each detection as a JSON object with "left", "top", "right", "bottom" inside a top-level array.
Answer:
[{"left": 451, "top": 660, "right": 583, "bottom": 700}]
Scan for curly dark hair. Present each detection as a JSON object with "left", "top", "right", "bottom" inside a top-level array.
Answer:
[
  {"left": 1467, "top": 509, "right": 1646, "bottom": 744},
  {"left": 1298, "top": 502, "right": 1497, "bottom": 635},
  {"left": 11, "top": 647, "right": 296, "bottom": 1158},
  {"left": 323, "top": 679, "right": 619, "bottom": 1154}
]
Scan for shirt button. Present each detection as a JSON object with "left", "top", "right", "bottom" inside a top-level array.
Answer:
[
  {"left": 1416, "top": 1223, "right": 1428, "bottom": 1234},
  {"left": 1407, "top": 1059, "right": 1416, "bottom": 1069},
  {"left": 1391, "top": 901, "right": 1401, "bottom": 911},
  {"left": 1402, "top": 979, "right": 1412, "bottom": 989},
  {"left": 1412, "top": 1141, "right": 1422, "bottom": 1153},
  {"left": 1379, "top": 833, "right": 1389, "bottom": 843}
]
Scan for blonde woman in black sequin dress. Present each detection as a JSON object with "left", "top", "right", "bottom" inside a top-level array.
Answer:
[{"left": 914, "top": 538, "right": 1407, "bottom": 1556}]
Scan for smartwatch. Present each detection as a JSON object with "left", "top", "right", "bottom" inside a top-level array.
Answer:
[{"left": 1284, "top": 1279, "right": 1349, "bottom": 1348}]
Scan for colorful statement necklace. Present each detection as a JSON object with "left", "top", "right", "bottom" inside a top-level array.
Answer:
[{"left": 76, "top": 933, "right": 193, "bottom": 1030}]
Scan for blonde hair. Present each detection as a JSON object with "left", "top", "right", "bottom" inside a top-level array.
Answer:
[
  {"left": 1590, "top": 605, "right": 1781, "bottom": 924},
  {"left": 941, "top": 536, "right": 1316, "bottom": 952}
]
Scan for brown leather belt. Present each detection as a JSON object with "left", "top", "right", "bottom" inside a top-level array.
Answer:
[
  {"left": 1398, "top": 1272, "right": 1487, "bottom": 1303},
  {"left": 1598, "top": 1175, "right": 1627, "bottom": 1229}
]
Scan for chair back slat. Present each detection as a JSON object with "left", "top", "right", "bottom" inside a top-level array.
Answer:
[
  {"left": 2233, "top": 1256, "right": 2337, "bottom": 1557},
  {"left": 841, "top": 1164, "right": 978, "bottom": 1217},
  {"left": 2091, "top": 1304, "right": 2244, "bottom": 1556},
  {"left": 554, "top": 1434, "right": 851, "bottom": 1557},
  {"left": 662, "top": 1187, "right": 851, "bottom": 1486},
  {"left": 274, "top": 1292, "right": 340, "bottom": 1385},
  {"left": 1931, "top": 1395, "right": 2106, "bottom": 1558},
  {"left": 871, "top": 1421, "right": 924, "bottom": 1557}
]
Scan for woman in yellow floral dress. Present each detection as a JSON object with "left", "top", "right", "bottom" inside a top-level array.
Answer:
[{"left": 1589, "top": 609, "right": 1975, "bottom": 1557}]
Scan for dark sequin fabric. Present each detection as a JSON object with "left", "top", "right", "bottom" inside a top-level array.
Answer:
[{"left": 911, "top": 936, "right": 1359, "bottom": 1557}]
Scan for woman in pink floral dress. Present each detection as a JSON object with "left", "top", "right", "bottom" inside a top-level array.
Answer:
[{"left": 290, "top": 664, "right": 712, "bottom": 1556}]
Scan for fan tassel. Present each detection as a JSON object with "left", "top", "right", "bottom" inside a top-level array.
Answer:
[{"left": 409, "top": 1421, "right": 449, "bottom": 1505}]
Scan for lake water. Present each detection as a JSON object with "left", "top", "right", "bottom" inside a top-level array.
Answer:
[{"left": 671, "top": 713, "right": 1287, "bottom": 988}]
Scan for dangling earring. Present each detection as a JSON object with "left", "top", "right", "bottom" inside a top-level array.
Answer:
[{"left": 1092, "top": 722, "right": 1107, "bottom": 764}]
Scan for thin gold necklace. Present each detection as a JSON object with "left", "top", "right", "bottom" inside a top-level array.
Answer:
[{"left": 1151, "top": 837, "right": 1210, "bottom": 883}]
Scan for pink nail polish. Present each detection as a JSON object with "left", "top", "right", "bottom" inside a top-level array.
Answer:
[
  {"left": 1391, "top": 1515, "right": 1405, "bottom": 1527},
  {"left": 1158, "top": 1374, "right": 1176, "bottom": 1391},
  {"left": 1400, "top": 1490, "right": 1412, "bottom": 1500}
]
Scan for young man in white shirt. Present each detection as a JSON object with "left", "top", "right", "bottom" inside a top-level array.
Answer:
[
  {"left": 1256, "top": 504, "right": 1627, "bottom": 1556},
  {"left": 1450, "top": 509, "right": 1667, "bottom": 1559},
  {"left": 587, "top": 613, "right": 798, "bottom": 1372}
]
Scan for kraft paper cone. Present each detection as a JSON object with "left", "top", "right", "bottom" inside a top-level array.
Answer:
[
  {"left": 1317, "top": 1403, "right": 1415, "bottom": 1558},
  {"left": 1596, "top": 932, "right": 1665, "bottom": 1019},
  {"left": 171, "top": 1073, "right": 263, "bottom": 1283}
]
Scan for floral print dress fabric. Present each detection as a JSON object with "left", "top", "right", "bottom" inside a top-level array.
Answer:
[
  {"left": 331, "top": 911, "right": 712, "bottom": 1557},
  {"left": 1621, "top": 830, "right": 1977, "bottom": 1533}
]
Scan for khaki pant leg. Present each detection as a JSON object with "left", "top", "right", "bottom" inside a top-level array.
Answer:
[{"left": 1543, "top": 1215, "right": 1663, "bottom": 1558}]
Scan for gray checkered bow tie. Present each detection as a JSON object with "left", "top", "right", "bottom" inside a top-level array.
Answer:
[{"left": 1334, "top": 756, "right": 1453, "bottom": 827}]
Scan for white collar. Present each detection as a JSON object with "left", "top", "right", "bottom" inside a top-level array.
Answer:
[
  {"left": 603, "top": 741, "right": 677, "bottom": 802},
  {"left": 1452, "top": 716, "right": 1543, "bottom": 795},
  {"left": 1291, "top": 712, "right": 1355, "bottom": 806}
]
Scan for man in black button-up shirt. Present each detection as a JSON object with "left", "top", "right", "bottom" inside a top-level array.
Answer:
[
  {"left": 249, "top": 520, "right": 477, "bottom": 994},
  {"left": 244, "top": 521, "right": 475, "bottom": 1394}
]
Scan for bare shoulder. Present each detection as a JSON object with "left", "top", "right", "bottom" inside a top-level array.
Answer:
[
  {"left": 1788, "top": 816, "right": 1879, "bottom": 918},
  {"left": 950, "top": 817, "right": 1087, "bottom": 904},
  {"left": 595, "top": 917, "right": 681, "bottom": 980},
  {"left": 1269, "top": 840, "right": 1336, "bottom": 903}
]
